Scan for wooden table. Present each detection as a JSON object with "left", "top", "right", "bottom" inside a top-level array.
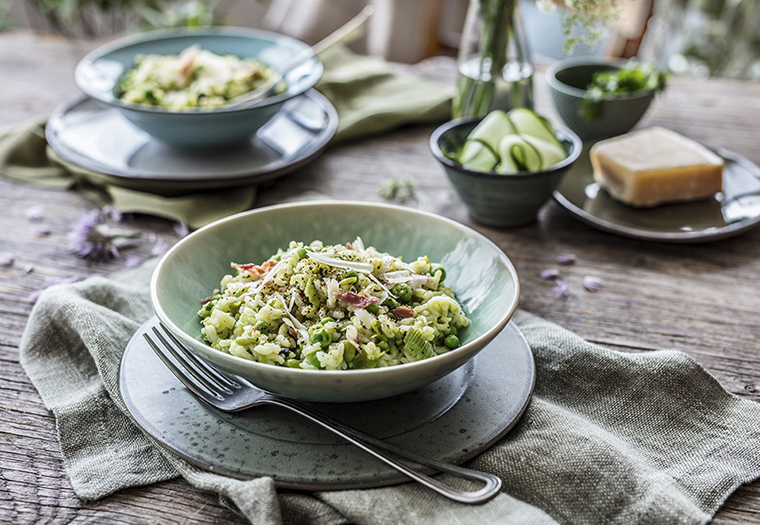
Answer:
[{"left": 2, "top": 30, "right": 759, "bottom": 524}]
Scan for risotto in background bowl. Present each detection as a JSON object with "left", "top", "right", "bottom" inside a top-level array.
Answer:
[
  {"left": 75, "top": 28, "right": 322, "bottom": 148},
  {"left": 151, "top": 201, "right": 520, "bottom": 402}
]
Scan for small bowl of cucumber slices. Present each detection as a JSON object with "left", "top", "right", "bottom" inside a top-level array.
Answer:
[{"left": 430, "top": 108, "right": 582, "bottom": 227}]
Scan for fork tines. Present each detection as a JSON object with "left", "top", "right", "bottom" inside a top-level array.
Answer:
[{"left": 143, "top": 324, "right": 241, "bottom": 401}]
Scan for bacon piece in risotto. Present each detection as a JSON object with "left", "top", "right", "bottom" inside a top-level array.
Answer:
[
  {"left": 335, "top": 292, "right": 379, "bottom": 308},
  {"left": 391, "top": 306, "right": 415, "bottom": 318},
  {"left": 232, "top": 260, "right": 276, "bottom": 276}
]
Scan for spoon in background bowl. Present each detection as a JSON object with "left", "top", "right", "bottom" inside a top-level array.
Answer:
[{"left": 225, "top": 5, "right": 375, "bottom": 110}]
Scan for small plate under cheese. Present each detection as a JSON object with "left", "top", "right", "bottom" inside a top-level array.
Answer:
[{"left": 590, "top": 127, "right": 724, "bottom": 207}]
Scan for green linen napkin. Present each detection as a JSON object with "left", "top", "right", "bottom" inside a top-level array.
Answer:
[
  {"left": 20, "top": 258, "right": 760, "bottom": 524},
  {"left": 0, "top": 46, "right": 452, "bottom": 228}
]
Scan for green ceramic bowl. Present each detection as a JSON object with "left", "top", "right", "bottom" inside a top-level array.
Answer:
[
  {"left": 151, "top": 202, "right": 520, "bottom": 402},
  {"left": 430, "top": 118, "right": 582, "bottom": 227},
  {"left": 546, "top": 57, "right": 656, "bottom": 141},
  {"left": 75, "top": 28, "right": 323, "bottom": 148}
]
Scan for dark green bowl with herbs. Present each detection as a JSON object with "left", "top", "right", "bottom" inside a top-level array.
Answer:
[
  {"left": 546, "top": 57, "right": 665, "bottom": 142},
  {"left": 430, "top": 117, "right": 582, "bottom": 227}
]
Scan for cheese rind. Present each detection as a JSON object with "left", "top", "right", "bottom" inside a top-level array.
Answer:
[{"left": 590, "top": 127, "right": 724, "bottom": 207}]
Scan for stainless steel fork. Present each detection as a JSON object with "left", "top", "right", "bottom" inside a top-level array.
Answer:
[{"left": 144, "top": 323, "right": 502, "bottom": 504}]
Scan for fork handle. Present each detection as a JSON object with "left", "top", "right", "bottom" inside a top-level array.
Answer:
[{"left": 266, "top": 396, "right": 502, "bottom": 504}]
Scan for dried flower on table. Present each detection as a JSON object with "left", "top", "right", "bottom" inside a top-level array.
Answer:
[
  {"left": 67, "top": 208, "right": 142, "bottom": 264},
  {"left": 25, "top": 205, "right": 45, "bottom": 222},
  {"left": 583, "top": 275, "right": 604, "bottom": 292},
  {"left": 33, "top": 225, "right": 51, "bottom": 237},
  {"left": 557, "top": 253, "right": 576, "bottom": 265},
  {"left": 0, "top": 252, "right": 14, "bottom": 267},
  {"left": 553, "top": 277, "right": 571, "bottom": 299},
  {"left": 540, "top": 268, "right": 560, "bottom": 280},
  {"left": 173, "top": 221, "right": 190, "bottom": 238}
]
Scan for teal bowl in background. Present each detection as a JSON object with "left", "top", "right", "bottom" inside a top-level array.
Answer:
[
  {"left": 545, "top": 57, "right": 656, "bottom": 141},
  {"left": 430, "top": 118, "right": 582, "bottom": 227},
  {"left": 151, "top": 201, "right": 520, "bottom": 403},
  {"left": 75, "top": 28, "right": 323, "bottom": 148}
]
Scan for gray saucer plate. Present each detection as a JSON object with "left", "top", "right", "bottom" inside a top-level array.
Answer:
[
  {"left": 46, "top": 89, "right": 338, "bottom": 192},
  {"left": 553, "top": 144, "right": 760, "bottom": 243},
  {"left": 120, "top": 316, "right": 535, "bottom": 490}
]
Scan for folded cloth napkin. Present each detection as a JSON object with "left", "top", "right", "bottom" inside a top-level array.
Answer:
[
  {"left": 20, "top": 258, "right": 760, "bottom": 525},
  {"left": 0, "top": 46, "right": 452, "bottom": 229}
]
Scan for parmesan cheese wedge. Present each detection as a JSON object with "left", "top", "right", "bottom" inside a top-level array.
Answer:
[{"left": 590, "top": 127, "right": 724, "bottom": 207}]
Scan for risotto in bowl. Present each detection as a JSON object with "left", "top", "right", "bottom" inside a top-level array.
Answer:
[{"left": 151, "top": 201, "right": 520, "bottom": 402}]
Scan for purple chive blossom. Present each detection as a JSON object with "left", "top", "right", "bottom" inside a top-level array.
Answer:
[
  {"left": 33, "top": 225, "right": 51, "bottom": 236},
  {"left": 0, "top": 252, "right": 14, "bottom": 266},
  {"left": 557, "top": 253, "right": 576, "bottom": 265},
  {"left": 151, "top": 237, "right": 170, "bottom": 257},
  {"left": 102, "top": 205, "right": 122, "bottom": 223},
  {"left": 583, "top": 275, "right": 604, "bottom": 292},
  {"left": 25, "top": 205, "right": 45, "bottom": 222},
  {"left": 67, "top": 209, "right": 141, "bottom": 263},
  {"left": 173, "top": 221, "right": 190, "bottom": 238},
  {"left": 540, "top": 268, "right": 560, "bottom": 280},
  {"left": 123, "top": 254, "right": 144, "bottom": 268},
  {"left": 553, "top": 277, "right": 571, "bottom": 299}
]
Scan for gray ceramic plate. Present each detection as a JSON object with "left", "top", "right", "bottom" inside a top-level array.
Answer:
[
  {"left": 120, "top": 316, "right": 535, "bottom": 490},
  {"left": 46, "top": 89, "right": 337, "bottom": 192},
  {"left": 553, "top": 144, "right": 760, "bottom": 242}
]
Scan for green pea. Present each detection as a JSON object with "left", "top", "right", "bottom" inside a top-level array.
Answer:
[
  {"left": 320, "top": 317, "right": 335, "bottom": 325},
  {"left": 253, "top": 320, "right": 269, "bottom": 334},
  {"left": 343, "top": 341, "right": 356, "bottom": 363},
  {"left": 308, "top": 352, "right": 322, "bottom": 368},
  {"left": 310, "top": 328, "right": 331, "bottom": 349},
  {"left": 366, "top": 303, "right": 379, "bottom": 315},
  {"left": 444, "top": 334, "right": 460, "bottom": 349},
  {"left": 273, "top": 254, "right": 281, "bottom": 262},
  {"left": 382, "top": 298, "right": 399, "bottom": 310},
  {"left": 285, "top": 359, "right": 301, "bottom": 368},
  {"left": 431, "top": 265, "right": 446, "bottom": 282},
  {"left": 391, "top": 283, "right": 412, "bottom": 303},
  {"left": 297, "top": 247, "right": 308, "bottom": 259},
  {"left": 448, "top": 325, "right": 458, "bottom": 336}
]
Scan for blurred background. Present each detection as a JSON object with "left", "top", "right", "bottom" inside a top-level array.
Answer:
[{"left": 3, "top": 0, "right": 759, "bottom": 80}]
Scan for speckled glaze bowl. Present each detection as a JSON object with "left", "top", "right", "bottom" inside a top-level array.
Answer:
[
  {"left": 75, "top": 28, "right": 323, "bottom": 148},
  {"left": 430, "top": 118, "right": 582, "bottom": 227},
  {"left": 546, "top": 57, "right": 656, "bottom": 141},
  {"left": 151, "top": 201, "right": 520, "bottom": 403}
]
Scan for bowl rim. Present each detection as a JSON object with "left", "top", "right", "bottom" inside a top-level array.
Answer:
[
  {"left": 150, "top": 200, "right": 521, "bottom": 378},
  {"left": 545, "top": 56, "right": 658, "bottom": 101},
  {"left": 75, "top": 27, "right": 324, "bottom": 115},
  {"left": 429, "top": 116, "right": 583, "bottom": 179}
]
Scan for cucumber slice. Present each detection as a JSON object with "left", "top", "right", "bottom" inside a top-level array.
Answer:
[
  {"left": 498, "top": 135, "right": 542, "bottom": 173},
  {"left": 459, "top": 139, "right": 498, "bottom": 172},
  {"left": 521, "top": 135, "right": 567, "bottom": 169},
  {"left": 466, "top": 110, "right": 516, "bottom": 153},
  {"left": 496, "top": 151, "right": 520, "bottom": 174},
  {"left": 508, "top": 108, "right": 564, "bottom": 151}
]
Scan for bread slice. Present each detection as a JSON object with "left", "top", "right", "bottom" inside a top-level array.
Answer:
[{"left": 590, "top": 127, "right": 724, "bottom": 207}]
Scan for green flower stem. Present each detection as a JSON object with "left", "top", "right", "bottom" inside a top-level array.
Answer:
[{"left": 453, "top": 0, "right": 518, "bottom": 119}]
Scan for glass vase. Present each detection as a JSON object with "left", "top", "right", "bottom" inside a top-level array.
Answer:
[{"left": 452, "top": 0, "right": 534, "bottom": 119}]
